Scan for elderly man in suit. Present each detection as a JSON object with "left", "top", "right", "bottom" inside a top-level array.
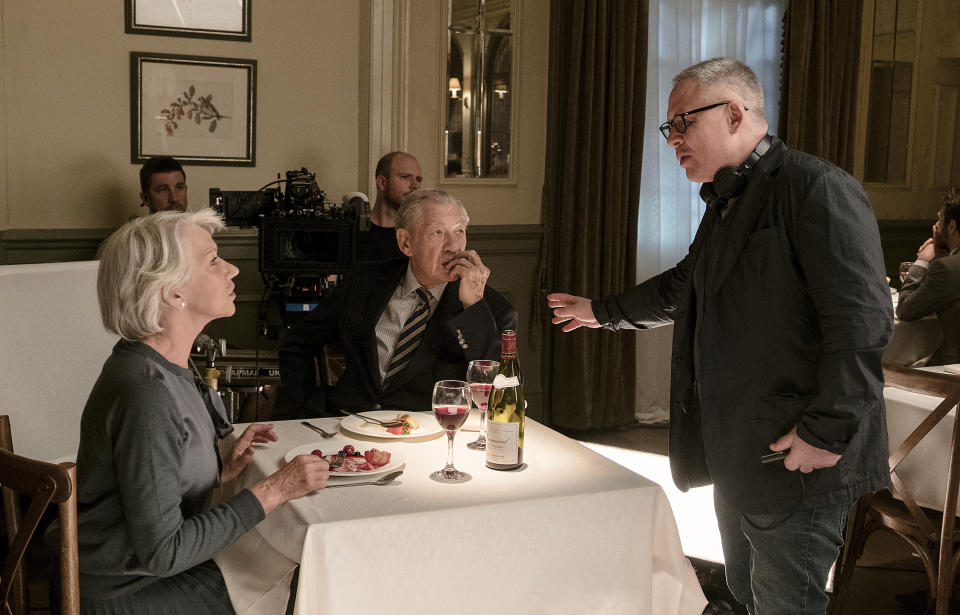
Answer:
[
  {"left": 897, "top": 186, "right": 960, "bottom": 365},
  {"left": 280, "top": 188, "right": 516, "bottom": 417},
  {"left": 547, "top": 57, "right": 892, "bottom": 614}
]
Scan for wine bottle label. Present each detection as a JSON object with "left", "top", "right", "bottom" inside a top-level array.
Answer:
[
  {"left": 492, "top": 374, "right": 520, "bottom": 389},
  {"left": 485, "top": 421, "right": 520, "bottom": 464}
]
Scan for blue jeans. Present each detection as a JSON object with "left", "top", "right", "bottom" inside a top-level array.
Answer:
[{"left": 714, "top": 492, "right": 849, "bottom": 615}]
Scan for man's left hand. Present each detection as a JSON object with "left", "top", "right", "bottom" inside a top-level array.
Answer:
[
  {"left": 445, "top": 250, "right": 489, "bottom": 308},
  {"left": 769, "top": 427, "right": 840, "bottom": 474}
]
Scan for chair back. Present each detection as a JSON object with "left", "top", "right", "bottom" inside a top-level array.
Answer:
[
  {"left": 882, "top": 364, "right": 960, "bottom": 532},
  {"left": 0, "top": 261, "right": 115, "bottom": 463},
  {"left": 0, "top": 416, "right": 79, "bottom": 615}
]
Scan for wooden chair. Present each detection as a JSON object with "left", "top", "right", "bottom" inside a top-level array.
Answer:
[
  {"left": 830, "top": 365, "right": 960, "bottom": 615},
  {"left": 321, "top": 342, "right": 347, "bottom": 387},
  {"left": 0, "top": 416, "right": 79, "bottom": 615}
]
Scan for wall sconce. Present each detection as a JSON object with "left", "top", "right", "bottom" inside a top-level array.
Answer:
[
  {"left": 493, "top": 83, "right": 508, "bottom": 99},
  {"left": 449, "top": 78, "right": 462, "bottom": 98}
]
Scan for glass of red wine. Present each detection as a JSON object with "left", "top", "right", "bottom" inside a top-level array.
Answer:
[
  {"left": 466, "top": 360, "right": 499, "bottom": 450},
  {"left": 430, "top": 380, "right": 471, "bottom": 482}
]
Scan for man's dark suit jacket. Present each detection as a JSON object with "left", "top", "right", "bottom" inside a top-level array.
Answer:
[
  {"left": 280, "top": 257, "right": 518, "bottom": 417},
  {"left": 593, "top": 136, "right": 893, "bottom": 514},
  {"left": 897, "top": 254, "right": 960, "bottom": 365}
]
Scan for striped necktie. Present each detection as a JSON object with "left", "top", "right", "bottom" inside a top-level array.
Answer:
[{"left": 383, "top": 287, "right": 431, "bottom": 386}]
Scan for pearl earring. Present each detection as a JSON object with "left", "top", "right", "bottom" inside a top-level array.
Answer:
[{"left": 179, "top": 300, "right": 186, "bottom": 309}]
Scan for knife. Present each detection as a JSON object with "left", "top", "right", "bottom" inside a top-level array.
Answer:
[{"left": 324, "top": 469, "right": 404, "bottom": 488}]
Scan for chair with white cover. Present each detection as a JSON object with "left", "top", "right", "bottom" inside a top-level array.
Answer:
[{"left": 0, "top": 261, "right": 115, "bottom": 463}]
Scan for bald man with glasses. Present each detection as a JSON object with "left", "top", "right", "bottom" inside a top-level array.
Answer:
[{"left": 548, "top": 57, "right": 892, "bottom": 615}]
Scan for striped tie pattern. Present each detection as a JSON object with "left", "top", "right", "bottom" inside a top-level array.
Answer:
[{"left": 383, "top": 287, "right": 431, "bottom": 385}]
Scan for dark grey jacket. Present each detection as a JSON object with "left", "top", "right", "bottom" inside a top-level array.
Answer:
[
  {"left": 897, "top": 254, "right": 960, "bottom": 365},
  {"left": 280, "top": 257, "right": 518, "bottom": 417},
  {"left": 594, "top": 137, "right": 893, "bottom": 513}
]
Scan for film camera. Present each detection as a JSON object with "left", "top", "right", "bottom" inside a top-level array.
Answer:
[
  {"left": 210, "top": 168, "right": 370, "bottom": 276},
  {"left": 210, "top": 168, "right": 371, "bottom": 335}
]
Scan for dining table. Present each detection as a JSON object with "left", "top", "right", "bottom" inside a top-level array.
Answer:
[{"left": 213, "top": 415, "right": 707, "bottom": 615}]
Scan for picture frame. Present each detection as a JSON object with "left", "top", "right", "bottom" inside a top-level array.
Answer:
[
  {"left": 131, "top": 52, "right": 257, "bottom": 166},
  {"left": 125, "top": 0, "right": 251, "bottom": 42}
]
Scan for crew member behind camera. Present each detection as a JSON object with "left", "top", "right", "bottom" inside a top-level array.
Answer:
[
  {"left": 354, "top": 151, "right": 423, "bottom": 261},
  {"left": 140, "top": 156, "right": 188, "bottom": 214},
  {"left": 280, "top": 188, "right": 517, "bottom": 417}
]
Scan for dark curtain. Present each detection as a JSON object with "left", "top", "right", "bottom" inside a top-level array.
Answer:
[
  {"left": 541, "top": 0, "right": 647, "bottom": 429},
  {"left": 778, "top": 0, "right": 862, "bottom": 172}
]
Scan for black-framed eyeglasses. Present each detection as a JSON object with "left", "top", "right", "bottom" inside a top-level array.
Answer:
[{"left": 659, "top": 101, "right": 742, "bottom": 140}]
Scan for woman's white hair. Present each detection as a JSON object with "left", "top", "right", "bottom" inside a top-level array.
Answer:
[{"left": 97, "top": 209, "right": 224, "bottom": 340}]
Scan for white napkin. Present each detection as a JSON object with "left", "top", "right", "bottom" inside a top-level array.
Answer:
[
  {"left": 216, "top": 530, "right": 298, "bottom": 615},
  {"left": 943, "top": 364, "right": 960, "bottom": 375}
]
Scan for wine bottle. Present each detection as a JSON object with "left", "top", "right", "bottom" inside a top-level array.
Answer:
[{"left": 485, "top": 330, "right": 524, "bottom": 470}]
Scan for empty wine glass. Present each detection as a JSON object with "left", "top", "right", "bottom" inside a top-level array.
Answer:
[
  {"left": 466, "top": 360, "right": 499, "bottom": 450},
  {"left": 430, "top": 380, "right": 471, "bottom": 482}
]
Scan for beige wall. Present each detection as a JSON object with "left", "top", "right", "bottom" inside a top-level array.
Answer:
[
  {"left": 0, "top": 0, "right": 547, "bottom": 231},
  {"left": 0, "top": 0, "right": 364, "bottom": 230}
]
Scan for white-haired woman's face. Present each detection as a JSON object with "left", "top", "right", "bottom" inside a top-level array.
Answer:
[{"left": 177, "top": 224, "right": 239, "bottom": 323}]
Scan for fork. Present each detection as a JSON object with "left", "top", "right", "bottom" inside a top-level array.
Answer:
[
  {"left": 301, "top": 421, "right": 336, "bottom": 438},
  {"left": 327, "top": 451, "right": 346, "bottom": 469},
  {"left": 339, "top": 409, "right": 405, "bottom": 427}
]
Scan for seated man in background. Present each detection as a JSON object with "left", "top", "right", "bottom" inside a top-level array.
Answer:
[
  {"left": 355, "top": 151, "right": 423, "bottom": 261},
  {"left": 280, "top": 188, "right": 517, "bottom": 417},
  {"left": 140, "top": 156, "right": 188, "bottom": 213},
  {"left": 897, "top": 186, "right": 960, "bottom": 365}
]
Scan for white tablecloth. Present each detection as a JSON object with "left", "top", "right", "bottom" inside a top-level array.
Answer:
[
  {"left": 215, "top": 418, "right": 706, "bottom": 615},
  {"left": 883, "top": 365, "right": 960, "bottom": 514},
  {"left": 884, "top": 317, "right": 942, "bottom": 367},
  {"left": 883, "top": 292, "right": 943, "bottom": 367}
]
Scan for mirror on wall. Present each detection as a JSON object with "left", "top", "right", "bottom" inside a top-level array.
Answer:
[
  {"left": 444, "top": 0, "right": 514, "bottom": 179},
  {"left": 863, "top": 0, "right": 915, "bottom": 183}
]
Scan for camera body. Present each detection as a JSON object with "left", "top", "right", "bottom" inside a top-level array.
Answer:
[{"left": 210, "top": 167, "right": 369, "bottom": 276}]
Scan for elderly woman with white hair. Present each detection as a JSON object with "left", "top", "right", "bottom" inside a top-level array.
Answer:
[{"left": 70, "top": 210, "right": 329, "bottom": 614}]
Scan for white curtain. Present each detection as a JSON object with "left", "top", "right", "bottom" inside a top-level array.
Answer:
[
  {"left": 637, "top": 0, "right": 786, "bottom": 281},
  {"left": 634, "top": 0, "right": 786, "bottom": 424}
]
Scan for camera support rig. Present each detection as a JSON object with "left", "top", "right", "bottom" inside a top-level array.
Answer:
[{"left": 210, "top": 167, "right": 370, "bottom": 338}]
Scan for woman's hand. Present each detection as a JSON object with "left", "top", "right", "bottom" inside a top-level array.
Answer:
[
  {"left": 221, "top": 423, "right": 278, "bottom": 484},
  {"left": 249, "top": 454, "right": 330, "bottom": 515}
]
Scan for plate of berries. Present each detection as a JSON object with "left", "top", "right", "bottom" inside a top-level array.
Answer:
[{"left": 284, "top": 439, "right": 403, "bottom": 476}]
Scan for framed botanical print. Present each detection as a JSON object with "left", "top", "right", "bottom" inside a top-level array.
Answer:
[{"left": 130, "top": 52, "right": 257, "bottom": 166}]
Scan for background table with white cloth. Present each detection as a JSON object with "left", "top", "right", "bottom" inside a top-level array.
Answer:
[
  {"left": 882, "top": 364, "right": 960, "bottom": 514},
  {"left": 215, "top": 417, "right": 706, "bottom": 615},
  {"left": 883, "top": 290, "right": 943, "bottom": 367}
]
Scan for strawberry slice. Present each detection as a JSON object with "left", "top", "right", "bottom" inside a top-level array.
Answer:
[{"left": 364, "top": 449, "right": 392, "bottom": 467}]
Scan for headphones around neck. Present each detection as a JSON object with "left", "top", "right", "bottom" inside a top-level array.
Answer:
[{"left": 699, "top": 135, "right": 774, "bottom": 207}]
